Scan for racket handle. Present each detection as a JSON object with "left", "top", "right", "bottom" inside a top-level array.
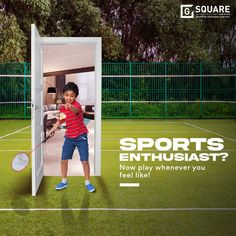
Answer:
[{"left": 42, "top": 132, "right": 54, "bottom": 143}]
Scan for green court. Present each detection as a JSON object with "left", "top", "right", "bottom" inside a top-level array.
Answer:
[{"left": 0, "top": 119, "right": 235, "bottom": 235}]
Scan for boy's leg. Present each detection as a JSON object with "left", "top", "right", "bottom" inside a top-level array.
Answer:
[
  {"left": 81, "top": 161, "right": 95, "bottom": 192},
  {"left": 82, "top": 161, "right": 90, "bottom": 181},
  {"left": 61, "top": 160, "right": 69, "bottom": 178},
  {"left": 56, "top": 137, "right": 74, "bottom": 190},
  {"left": 77, "top": 133, "right": 95, "bottom": 192}
]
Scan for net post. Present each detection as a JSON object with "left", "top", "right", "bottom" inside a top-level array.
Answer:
[
  {"left": 200, "top": 61, "right": 203, "bottom": 118},
  {"left": 129, "top": 61, "right": 132, "bottom": 117},
  {"left": 23, "top": 62, "right": 27, "bottom": 119},
  {"left": 164, "top": 62, "right": 168, "bottom": 117},
  {"left": 234, "top": 61, "right": 236, "bottom": 118}
]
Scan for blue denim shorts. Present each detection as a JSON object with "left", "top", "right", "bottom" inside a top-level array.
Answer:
[{"left": 61, "top": 133, "right": 89, "bottom": 161}]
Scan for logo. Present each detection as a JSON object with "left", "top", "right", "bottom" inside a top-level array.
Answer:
[
  {"left": 180, "top": 5, "right": 230, "bottom": 19},
  {"left": 180, "top": 5, "right": 194, "bottom": 18}
]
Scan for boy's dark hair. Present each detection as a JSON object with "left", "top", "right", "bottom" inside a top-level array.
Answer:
[{"left": 63, "top": 82, "right": 79, "bottom": 96}]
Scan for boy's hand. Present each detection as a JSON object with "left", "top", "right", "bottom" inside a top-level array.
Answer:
[
  {"left": 65, "top": 103, "right": 72, "bottom": 109},
  {"left": 60, "top": 103, "right": 71, "bottom": 110},
  {"left": 48, "top": 131, "right": 55, "bottom": 137},
  {"left": 64, "top": 103, "right": 79, "bottom": 114},
  {"left": 47, "top": 130, "right": 55, "bottom": 139}
]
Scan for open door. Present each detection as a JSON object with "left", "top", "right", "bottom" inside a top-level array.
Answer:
[{"left": 31, "top": 24, "right": 44, "bottom": 196}]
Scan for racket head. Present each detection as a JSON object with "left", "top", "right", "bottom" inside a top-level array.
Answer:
[{"left": 12, "top": 152, "right": 29, "bottom": 172}]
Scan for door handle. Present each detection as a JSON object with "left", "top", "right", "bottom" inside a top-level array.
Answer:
[{"left": 31, "top": 104, "right": 41, "bottom": 110}]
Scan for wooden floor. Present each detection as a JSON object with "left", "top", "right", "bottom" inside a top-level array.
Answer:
[{"left": 43, "top": 120, "right": 94, "bottom": 176}]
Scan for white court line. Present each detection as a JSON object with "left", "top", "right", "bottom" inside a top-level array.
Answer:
[
  {"left": 102, "top": 131, "right": 201, "bottom": 133},
  {"left": 102, "top": 133, "right": 205, "bottom": 140},
  {"left": 102, "top": 131, "right": 205, "bottom": 134},
  {"left": 0, "top": 208, "right": 235, "bottom": 211},
  {"left": 120, "top": 183, "right": 140, "bottom": 187},
  {"left": 0, "top": 150, "right": 29, "bottom": 152},
  {"left": 0, "top": 139, "right": 31, "bottom": 141},
  {"left": 0, "top": 126, "right": 31, "bottom": 139},
  {"left": 103, "top": 122, "right": 184, "bottom": 124},
  {"left": 184, "top": 122, "right": 236, "bottom": 142},
  {"left": 101, "top": 149, "right": 236, "bottom": 152}
]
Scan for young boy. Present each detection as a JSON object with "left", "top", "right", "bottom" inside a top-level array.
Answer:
[{"left": 48, "top": 82, "right": 95, "bottom": 192}]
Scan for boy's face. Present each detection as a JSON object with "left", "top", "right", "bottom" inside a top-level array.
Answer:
[{"left": 63, "top": 90, "right": 77, "bottom": 104}]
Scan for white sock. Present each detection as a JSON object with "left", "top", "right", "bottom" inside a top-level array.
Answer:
[
  {"left": 62, "top": 178, "right": 67, "bottom": 184},
  {"left": 85, "top": 180, "right": 90, "bottom": 186}
]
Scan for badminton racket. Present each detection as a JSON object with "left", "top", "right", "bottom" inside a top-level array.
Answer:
[
  {"left": 11, "top": 134, "right": 53, "bottom": 172},
  {"left": 12, "top": 112, "right": 66, "bottom": 172}
]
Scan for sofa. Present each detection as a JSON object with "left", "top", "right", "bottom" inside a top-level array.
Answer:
[{"left": 43, "top": 104, "right": 59, "bottom": 140}]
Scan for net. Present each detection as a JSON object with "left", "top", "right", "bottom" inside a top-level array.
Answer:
[
  {"left": 102, "top": 63, "right": 236, "bottom": 119},
  {"left": 0, "top": 62, "right": 31, "bottom": 119}
]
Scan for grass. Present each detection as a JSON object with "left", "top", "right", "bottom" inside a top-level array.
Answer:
[
  {"left": 0, "top": 211, "right": 235, "bottom": 236},
  {"left": 0, "top": 119, "right": 235, "bottom": 235}
]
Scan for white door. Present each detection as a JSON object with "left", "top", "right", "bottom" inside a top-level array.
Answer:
[{"left": 31, "top": 24, "right": 44, "bottom": 196}]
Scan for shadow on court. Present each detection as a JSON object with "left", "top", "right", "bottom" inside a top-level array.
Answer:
[
  {"left": 60, "top": 190, "right": 90, "bottom": 234},
  {"left": 61, "top": 193, "right": 75, "bottom": 224},
  {"left": 11, "top": 171, "right": 31, "bottom": 196},
  {"left": 37, "top": 177, "right": 51, "bottom": 195},
  {"left": 10, "top": 172, "right": 31, "bottom": 214},
  {"left": 96, "top": 176, "right": 113, "bottom": 206},
  {"left": 77, "top": 191, "right": 90, "bottom": 232}
]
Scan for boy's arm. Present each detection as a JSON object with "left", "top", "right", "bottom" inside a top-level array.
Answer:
[
  {"left": 65, "top": 103, "right": 80, "bottom": 114},
  {"left": 48, "top": 120, "right": 61, "bottom": 136}
]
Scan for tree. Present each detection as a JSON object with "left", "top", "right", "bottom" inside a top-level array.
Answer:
[
  {"left": 1, "top": 0, "right": 52, "bottom": 61},
  {"left": 93, "top": 0, "right": 236, "bottom": 62},
  {"left": 93, "top": 0, "right": 206, "bottom": 61},
  {"left": 0, "top": 0, "right": 235, "bottom": 62},
  {"left": 45, "top": 0, "right": 123, "bottom": 60},
  {"left": 0, "top": 0, "right": 123, "bottom": 61},
  {"left": 201, "top": 17, "right": 236, "bottom": 67},
  {"left": 181, "top": 0, "right": 236, "bottom": 65},
  {"left": 0, "top": 11, "right": 26, "bottom": 62}
]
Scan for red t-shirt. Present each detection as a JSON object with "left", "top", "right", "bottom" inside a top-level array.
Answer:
[{"left": 59, "top": 100, "right": 88, "bottom": 138}]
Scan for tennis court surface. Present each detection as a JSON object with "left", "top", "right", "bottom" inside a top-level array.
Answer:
[{"left": 0, "top": 119, "right": 235, "bottom": 235}]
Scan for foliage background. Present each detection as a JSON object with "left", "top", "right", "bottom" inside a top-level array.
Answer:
[{"left": 0, "top": 0, "right": 235, "bottom": 63}]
